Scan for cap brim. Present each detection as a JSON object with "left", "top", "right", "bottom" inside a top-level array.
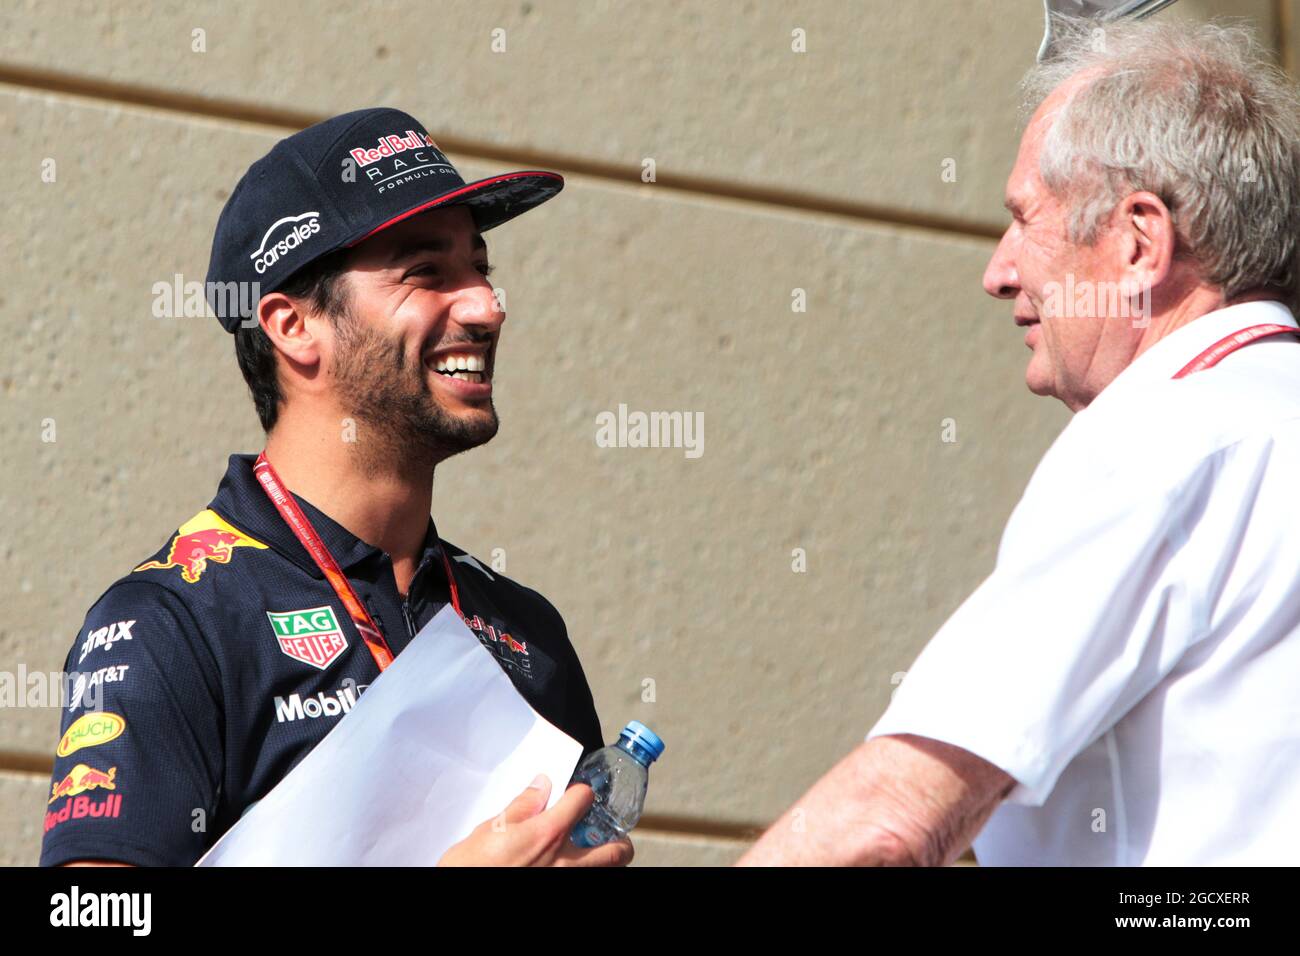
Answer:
[{"left": 346, "top": 170, "right": 563, "bottom": 247}]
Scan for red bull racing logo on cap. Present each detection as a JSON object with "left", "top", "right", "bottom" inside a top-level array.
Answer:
[
  {"left": 267, "top": 605, "right": 349, "bottom": 670},
  {"left": 134, "top": 510, "right": 268, "bottom": 584},
  {"left": 346, "top": 129, "right": 457, "bottom": 194},
  {"left": 348, "top": 129, "right": 441, "bottom": 167}
]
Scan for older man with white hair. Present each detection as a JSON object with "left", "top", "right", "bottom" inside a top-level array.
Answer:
[{"left": 740, "top": 17, "right": 1300, "bottom": 866}]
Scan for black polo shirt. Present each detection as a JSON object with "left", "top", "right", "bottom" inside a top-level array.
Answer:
[{"left": 39, "top": 453, "right": 604, "bottom": 866}]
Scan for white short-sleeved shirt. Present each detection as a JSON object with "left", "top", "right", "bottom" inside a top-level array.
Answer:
[{"left": 867, "top": 299, "right": 1300, "bottom": 865}]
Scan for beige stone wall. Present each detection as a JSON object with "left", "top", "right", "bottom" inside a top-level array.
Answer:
[{"left": 0, "top": 0, "right": 1283, "bottom": 866}]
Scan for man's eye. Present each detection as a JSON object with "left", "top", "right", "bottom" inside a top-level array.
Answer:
[
  {"left": 405, "top": 265, "right": 439, "bottom": 281},
  {"left": 478, "top": 263, "right": 495, "bottom": 278}
]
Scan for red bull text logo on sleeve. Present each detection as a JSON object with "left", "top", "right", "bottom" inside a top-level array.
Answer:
[
  {"left": 45, "top": 791, "right": 124, "bottom": 832},
  {"left": 134, "top": 510, "right": 268, "bottom": 584},
  {"left": 48, "top": 764, "right": 117, "bottom": 804}
]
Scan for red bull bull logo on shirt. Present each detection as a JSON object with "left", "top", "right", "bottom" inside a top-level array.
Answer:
[
  {"left": 134, "top": 510, "right": 268, "bottom": 584},
  {"left": 48, "top": 764, "right": 117, "bottom": 805}
]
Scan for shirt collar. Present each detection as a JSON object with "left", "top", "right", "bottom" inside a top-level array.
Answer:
[
  {"left": 1085, "top": 299, "right": 1298, "bottom": 415},
  {"left": 208, "top": 453, "right": 441, "bottom": 580}
]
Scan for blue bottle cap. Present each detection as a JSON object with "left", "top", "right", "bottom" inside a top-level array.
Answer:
[{"left": 620, "top": 721, "right": 665, "bottom": 761}]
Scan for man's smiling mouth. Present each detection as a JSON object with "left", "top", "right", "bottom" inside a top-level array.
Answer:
[
  {"left": 423, "top": 344, "right": 492, "bottom": 386},
  {"left": 430, "top": 352, "right": 487, "bottom": 384}
]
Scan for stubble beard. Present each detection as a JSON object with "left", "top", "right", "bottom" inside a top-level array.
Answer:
[{"left": 330, "top": 307, "right": 499, "bottom": 478}]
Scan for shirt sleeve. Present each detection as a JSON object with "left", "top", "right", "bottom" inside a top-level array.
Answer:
[
  {"left": 40, "top": 581, "right": 224, "bottom": 866},
  {"left": 866, "top": 449, "right": 1225, "bottom": 807},
  {"left": 552, "top": 609, "right": 606, "bottom": 757}
]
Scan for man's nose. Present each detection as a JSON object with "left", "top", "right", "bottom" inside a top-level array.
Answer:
[
  {"left": 983, "top": 230, "right": 1019, "bottom": 299},
  {"left": 452, "top": 279, "right": 505, "bottom": 331}
]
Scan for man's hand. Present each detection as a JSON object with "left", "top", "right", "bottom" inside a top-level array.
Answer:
[
  {"left": 438, "top": 775, "right": 635, "bottom": 867},
  {"left": 736, "top": 734, "right": 1015, "bottom": 866}
]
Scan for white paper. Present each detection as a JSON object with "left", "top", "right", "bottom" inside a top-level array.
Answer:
[{"left": 196, "top": 604, "right": 583, "bottom": 866}]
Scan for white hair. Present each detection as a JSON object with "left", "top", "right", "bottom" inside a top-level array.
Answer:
[{"left": 1023, "top": 16, "right": 1300, "bottom": 309}]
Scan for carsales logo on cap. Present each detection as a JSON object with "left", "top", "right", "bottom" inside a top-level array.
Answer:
[
  {"left": 348, "top": 129, "right": 441, "bottom": 167},
  {"left": 249, "top": 211, "right": 322, "bottom": 275}
]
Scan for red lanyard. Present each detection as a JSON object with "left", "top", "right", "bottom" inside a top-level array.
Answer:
[
  {"left": 1172, "top": 324, "right": 1300, "bottom": 378},
  {"left": 253, "top": 452, "right": 463, "bottom": 673}
]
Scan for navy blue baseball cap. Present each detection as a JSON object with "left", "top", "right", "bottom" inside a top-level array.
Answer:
[{"left": 205, "top": 107, "right": 563, "bottom": 332}]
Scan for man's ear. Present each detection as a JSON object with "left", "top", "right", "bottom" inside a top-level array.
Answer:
[
  {"left": 257, "top": 291, "right": 325, "bottom": 372},
  {"left": 1120, "top": 190, "right": 1175, "bottom": 289}
]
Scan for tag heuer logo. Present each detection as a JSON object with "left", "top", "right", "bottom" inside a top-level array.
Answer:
[{"left": 267, "top": 606, "right": 349, "bottom": 670}]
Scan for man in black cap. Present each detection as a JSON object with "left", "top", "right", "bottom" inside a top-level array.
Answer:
[{"left": 41, "top": 108, "right": 628, "bottom": 867}]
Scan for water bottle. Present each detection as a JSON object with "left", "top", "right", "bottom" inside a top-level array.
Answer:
[{"left": 569, "top": 721, "right": 665, "bottom": 848}]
